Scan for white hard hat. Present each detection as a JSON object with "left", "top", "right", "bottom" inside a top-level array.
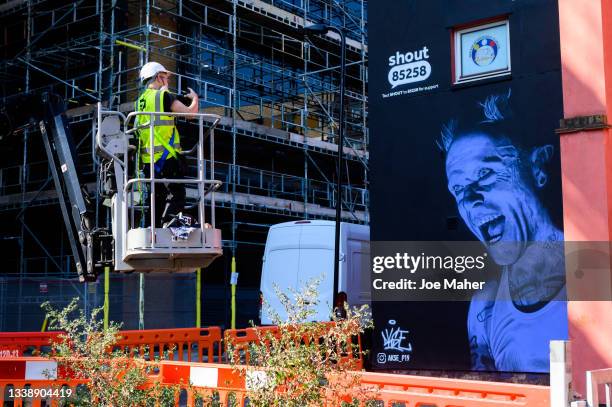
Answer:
[{"left": 139, "top": 62, "right": 168, "bottom": 82}]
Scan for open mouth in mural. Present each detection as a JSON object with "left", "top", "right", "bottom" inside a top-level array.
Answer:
[{"left": 475, "top": 214, "right": 505, "bottom": 244}]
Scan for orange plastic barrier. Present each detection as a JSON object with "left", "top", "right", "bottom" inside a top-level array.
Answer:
[
  {"left": 150, "top": 360, "right": 550, "bottom": 407},
  {"left": 0, "top": 328, "right": 550, "bottom": 406},
  {"left": 115, "top": 327, "right": 222, "bottom": 363},
  {"left": 0, "top": 357, "right": 550, "bottom": 407},
  {"left": 0, "top": 358, "right": 245, "bottom": 407},
  {"left": 224, "top": 322, "right": 364, "bottom": 369},
  {"left": 359, "top": 371, "right": 550, "bottom": 407},
  {"left": 223, "top": 325, "right": 278, "bottom": 364},
  {"left": 0, "top": 332, "right": 61, "bottom": 357},
  {"left": 155, "top": 360, "right": 248, "bottom": 405},
  {"left": 0, "top": 327, "right": 222, "bottom": 363},
  {"left": 0, "top": 357, "right": 86, "bottom": 407}
]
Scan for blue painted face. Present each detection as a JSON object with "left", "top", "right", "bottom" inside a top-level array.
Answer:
[{"left": 445, "top": 133, "right": 552, "bottom": 265}]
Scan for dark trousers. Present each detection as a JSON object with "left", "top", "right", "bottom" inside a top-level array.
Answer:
[{"left": 143, "top": 157, "right": 186, "bottom": 227}]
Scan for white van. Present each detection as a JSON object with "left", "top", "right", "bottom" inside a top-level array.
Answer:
[{"left": 259, "top": 220, "right": 370, "bottom": 324}]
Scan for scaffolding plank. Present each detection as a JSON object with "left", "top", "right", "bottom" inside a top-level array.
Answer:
[{"left": 0, "top": 184, "right": 368, "bottom": 223}]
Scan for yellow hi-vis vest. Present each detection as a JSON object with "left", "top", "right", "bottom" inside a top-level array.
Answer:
[{"left": 135, "top": 88, "right": 181, "bottom": 164}]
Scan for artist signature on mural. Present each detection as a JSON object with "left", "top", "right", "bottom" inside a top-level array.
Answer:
[{"left": 382, "top": 320, "right": 412, "bottom": 352}]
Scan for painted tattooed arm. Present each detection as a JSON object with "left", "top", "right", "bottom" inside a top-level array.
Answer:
[{"left": 467, "top": 282, "right": 497, "bottom": 371}]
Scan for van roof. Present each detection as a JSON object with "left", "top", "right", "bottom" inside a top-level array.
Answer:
[
  {"left": 269, "top": 220, "right": 370, "bottom": 231},
  {"left": 269, "top": 220, "right": 335, "bottom": 229}
]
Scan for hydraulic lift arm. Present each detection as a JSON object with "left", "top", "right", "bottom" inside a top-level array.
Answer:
[{"left": 0, "top": 92, "right": 111, "bottom": 281}]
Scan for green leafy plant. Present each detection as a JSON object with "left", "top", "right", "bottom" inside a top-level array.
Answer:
[
  {"left": 41, "top": 298, "right": 177, "bottom": 407},
  {"left": 227, "top": 278, "right": 377, "bottom": 407}
]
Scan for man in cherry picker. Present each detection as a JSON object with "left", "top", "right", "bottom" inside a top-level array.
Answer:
[{"left": 134, "top": 61, "right": 199, "bottom": 228}]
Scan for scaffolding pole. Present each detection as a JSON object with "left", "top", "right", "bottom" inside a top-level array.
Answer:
[{"left": 230, "top": 0, "right": 238, "bottom": 330}]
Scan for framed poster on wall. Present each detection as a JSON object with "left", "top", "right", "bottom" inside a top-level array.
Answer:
[{"left": 454, "top": 20, "right": 511, "bottom": 84}]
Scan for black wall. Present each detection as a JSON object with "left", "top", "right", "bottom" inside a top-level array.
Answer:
[{"left": 369, "top": 0, "right": 564, "bottom": 372}]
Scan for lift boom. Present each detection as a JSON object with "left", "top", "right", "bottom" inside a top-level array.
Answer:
[{"left": 0, "top": 93, "right": 111, "bottom": 281}]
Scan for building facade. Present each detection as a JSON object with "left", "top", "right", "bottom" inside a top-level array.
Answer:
[
  {"left": 0, "top": 0, "right": 369, "bottom": 331},
  {"left": 369, "top": 0, "right": 612, "bottom": 395}
]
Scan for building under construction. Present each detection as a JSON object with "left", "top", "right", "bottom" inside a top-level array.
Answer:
[{"left": 0, "top": 0, "right": 368, "bottom": 331}]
